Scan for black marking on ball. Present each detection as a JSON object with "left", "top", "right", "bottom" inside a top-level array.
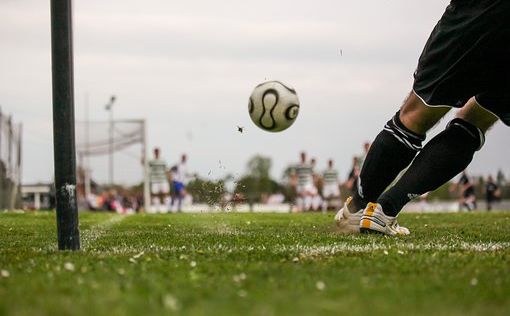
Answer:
[
  {"left": 255, "top": 81, "right": 297, "bottom": 95},
  {"left": 259, "top": 88, "right": 279, "bottom": 130},
  {"left": 276, "top": 81, "right": 297, "bottom": 95},
  {"left": 249, "top": 97, "right": 254, "bottom": 114},
  {"left": 285, "top": 104, "right": 299, "bottom": 120}
]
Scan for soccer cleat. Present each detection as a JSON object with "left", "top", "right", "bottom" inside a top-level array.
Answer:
[
  {"left": 359, "top": 202, "right": 410, "bottom": 236},
  {"left": 334, "top": 197, "right": 363, "bottom": 234}
]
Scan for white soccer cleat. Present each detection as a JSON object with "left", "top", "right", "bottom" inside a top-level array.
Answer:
[
  {"left": 334, "top": 197, "right": 363, "bottom": 234},
  {"left": 359, "top": 202, "right": 410, "bottom": 236}
]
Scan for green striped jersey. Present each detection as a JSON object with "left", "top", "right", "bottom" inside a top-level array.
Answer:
[
  {"left": 323, "top": 168, "right": 339, "bottom": 185},
  {"left": 148, "top": 159, "right": 167, "bottom": 183},
  {"left": 295, "top": 163, "right": 313, "bottom": 186}
]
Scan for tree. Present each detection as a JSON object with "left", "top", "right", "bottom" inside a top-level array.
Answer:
[
  {"left": 247, "top": 155, "right": 272, "bottom": 179},
  {"left": 186, "top": 177, "right": 226, "bottom": 207},
  {"left": 234, "top": 155, "right": 283, "bottom": 210}
]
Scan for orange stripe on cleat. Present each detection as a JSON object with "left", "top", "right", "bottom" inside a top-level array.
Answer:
[
  {"left": 366, "top": 203, "right": 376, "bottom": 216},
  {"left": 361, "top": 219, "right": 371, "bottom": 228}
]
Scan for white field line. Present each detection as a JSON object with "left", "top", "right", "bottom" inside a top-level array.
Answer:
[
  {"left": 84, "top": 240, "right": 510, "bottom": 256},
  {"left": 81, "top": 215, "right": 127, "bottom": 250}
]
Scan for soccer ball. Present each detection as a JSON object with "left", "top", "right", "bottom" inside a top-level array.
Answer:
[{"left": 248, "top": 81, "right": 300, "bottom": 132}]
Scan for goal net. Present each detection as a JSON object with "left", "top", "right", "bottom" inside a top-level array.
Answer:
[{"left": 75, "top": 119, "right": 149, "bottom": 210}]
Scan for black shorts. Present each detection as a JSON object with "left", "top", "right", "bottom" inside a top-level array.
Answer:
[{"left": 413, "top": 0, "right": 510, "bottom": 125}]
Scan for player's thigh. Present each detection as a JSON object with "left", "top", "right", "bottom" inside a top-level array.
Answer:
[
  {"left": 399, "top": 91, "right": 451, "bottom": 134},
  {"left": 457, "top": 97, "right": 499, "bottom": 133}
]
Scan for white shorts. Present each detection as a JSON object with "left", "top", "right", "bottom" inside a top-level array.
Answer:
[
  {"left": 297, "top": 183, "right": 317, "bottom": 195},
  {"left": 322, "top": 184, "right": 340, "bottom": 198},
  {"left": 151, "top": 182, "right": 169, "bottom": 194}
]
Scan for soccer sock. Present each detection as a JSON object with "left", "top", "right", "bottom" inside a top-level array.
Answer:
[
  {"left": 378, "top": 118, "right": 485, "bottom": 216},
  {"left": 352, "top": 111, "right": 425, "bottom": 211}
]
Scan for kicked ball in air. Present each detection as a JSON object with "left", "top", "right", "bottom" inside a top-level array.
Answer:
[{"left": 248, "top": 81, "right": 300, "bottom": 132}]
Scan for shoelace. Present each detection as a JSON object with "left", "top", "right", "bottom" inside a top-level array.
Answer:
[{"left": 390, "top": 220, "right": 401, "bottom": 230}]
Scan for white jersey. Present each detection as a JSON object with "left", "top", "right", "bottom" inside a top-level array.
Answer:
[
  {"left": 172, "top": 162, "right": 188, "bottom": 184},
  {"left": 148, "top": 159, "right": 167, "bottom": 184}
]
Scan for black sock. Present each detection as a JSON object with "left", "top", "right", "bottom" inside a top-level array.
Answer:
[
  {"left": 351, "top": 111, "right": 425, "bottom": 211},
  {"left": 378, "top": 118, "right": 485, "bottom": 216}
]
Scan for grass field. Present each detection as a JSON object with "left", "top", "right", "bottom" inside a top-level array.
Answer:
[{"left": 1, "top": 211, "right": 509, "bottom": 316}]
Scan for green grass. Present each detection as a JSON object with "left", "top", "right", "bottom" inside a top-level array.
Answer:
[{"left": 1, "top": 211, "right": 509, "bottom": 316}]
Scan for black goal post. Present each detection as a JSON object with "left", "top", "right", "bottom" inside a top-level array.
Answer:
[{"left": 51, "top": 0, "right": 80, "bottom": 250}]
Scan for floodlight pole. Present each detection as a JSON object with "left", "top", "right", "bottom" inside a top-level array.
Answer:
[
  {"left": 142, "top": 119, "right": 150, "bottom": 212},
  {"left": 84, "top": 93, "right": 91, "bottom": 198},
  {"left": 105, "top": 96, "right": 116, "bottom": 186},
  {"left": 51, "top": 0, "right": 80, "bottom": 250}
]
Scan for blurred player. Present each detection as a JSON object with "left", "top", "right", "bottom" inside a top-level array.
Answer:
[
  {"left": 148, "top": 147, "right": 169, "bottom": 212},
  {"left": 457, "top": 170, "right": 477, "bottom": 211},
  {"left": 322, "top": 159, "right": 341, "bottom": 211},
  {"left": 359, "top": 142, "right": 371, "bottom": 167},
  {"left": 349, "top": 142, "right": 370, "bottom": 210},
  {"left": 485, "top": 175, "right": 500, "bottom": 211},
  {"left": 170, "top": 154, "right": 189, "bottom": 212},
  {"left": 291, "top": 152, "right": 316, "bottom": 211},
  {"left": 497, "top": 169, "right": 506, "bottom": 186},
  {"left": 310, "top": 157, "right": 322, "bottom": 211},
  {"left": 337, "top": 1, "right": 510, "bottom": 235},
  {"left": 344, "top": 156, "right": 360, "bottom": 195}
]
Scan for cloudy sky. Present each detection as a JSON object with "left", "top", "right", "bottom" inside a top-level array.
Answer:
[{"left": 1, "top": 0, "right": 508, "bottom": 185}]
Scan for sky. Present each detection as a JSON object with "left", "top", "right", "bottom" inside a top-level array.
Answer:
[{"left": 1, "top": 0, "right": 508, "bottom": 185}]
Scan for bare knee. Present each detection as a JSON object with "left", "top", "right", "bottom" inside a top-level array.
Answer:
[
  {"left": 399, "top": 92, "right": 450, "bottom": 135},
  {"left": 456, "top": 98, "right": 499, "bottom": 133}
]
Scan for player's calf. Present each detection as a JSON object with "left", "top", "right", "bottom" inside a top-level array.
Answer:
[
  {"left": 378, "top": 117, "right": 487, "bottom": 217},
  {"left": 354, "top": 109, "right": 426, "bottom": 211}
]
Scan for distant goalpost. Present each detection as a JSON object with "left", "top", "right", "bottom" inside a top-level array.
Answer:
[{"left": 75, "top": 119, "right": 150, "bottom": 210}]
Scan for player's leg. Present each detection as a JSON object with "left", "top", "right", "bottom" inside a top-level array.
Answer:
[
  {"left": 177, "top": 183, "right": 184, "bottom": 212},
  {"left": 359, "top": 1, "right": 508, "bottom": 234},
  {"left": 296, "top": 186, "right": 305, "bottom": 212},
  {"left": 352, "top": 92, "right": 449, "bottom": 211},
  {"left": 367, "top": 98, "right": 498, "bottom": 234},
  {"left": 321, "top": 190, "right": 329, "bottom": 212},
  {"left": 151, "top": 183, "right": 165, "bottom": 212},
  {"left": 169, "top": 181, "right": 177, "bottom": 212},
  {"left": 311, "top": 186, "right": 321, "bottom": 211},
  {"left": 338, "top": 92, "right": 448, "bottom": 233},
  {"left": 304, "top": 194, "right": 313, "bottom": 212}
]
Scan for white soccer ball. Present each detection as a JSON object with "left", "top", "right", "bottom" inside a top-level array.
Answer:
[{"left": 248, "top": 81, "right": 300, "bottom": 132}]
